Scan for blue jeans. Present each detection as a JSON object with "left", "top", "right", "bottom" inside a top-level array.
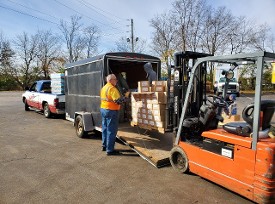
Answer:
[{"left": 100, "top": 108, "right": 119, "bottom": 153}]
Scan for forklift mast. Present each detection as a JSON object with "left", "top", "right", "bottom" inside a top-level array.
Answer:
[{"left": 172, "top": 51, "right": 212, "bottom": 131}]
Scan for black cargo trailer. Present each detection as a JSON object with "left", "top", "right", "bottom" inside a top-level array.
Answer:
[
  {"left": 64, "top": 52, "right": 176, "bottom": 167},
  {"left": 65, "top": 52, "right": 161, "bottom": 128}
]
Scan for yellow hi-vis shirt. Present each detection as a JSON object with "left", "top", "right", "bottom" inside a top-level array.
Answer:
[{"left": 100, "top": 82, "right": 121, "bottom": 110}]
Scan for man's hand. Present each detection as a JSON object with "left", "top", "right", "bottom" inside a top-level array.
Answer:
[{"left": 124, "top": 91, "right": 130, "bottom": 98}]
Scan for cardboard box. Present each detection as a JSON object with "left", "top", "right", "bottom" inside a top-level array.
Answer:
[
  {"left": 152, "top": 109, "right": 166, "bottom": 117},
  {"left": 131, "top": 93, "right": 141, "bottom": 101},
  {"left": 151, "top": 81, "right": 167, "bottom": 92},
  {"left": 131, "top": 101, "right": 142, "bottom": 108},
  {"left": 141, "top": 114, "right": 147, "bottom": 119},
  {"left": 154, "top": 86, "right": 165, "bottom": 92},
  {"left": 141, "top": 108, "right": 147, "bottom": 114},
  {"left": 139, "top": 81, "right": 150, "bottom": 86},
  {"left": 148, "top": 120, "right": 155, "bottom": 126},
  {"left": 155, "top": 121, "right": 164, "bottom": 128},
  {"left": 147, "top": 114, "right": 153, "bottom": 120},
  {"left": 152, "top": 92, "right": 167, "bottom": 104},
  {"left": 138, "top": 81, "right": 150, "bottom": 92},
  {"left": 143, "top": 119, "right": 149, "bottom": 125},
  {"left": 146, "top": 93, "right": 153, "bottom": 99},
  {"left": 153, "top": 115, "right": 162, "bottom": 122},
  {"left": 139, "top": 87, "right": 150, "bottom": 92},
  {"left": 152, "top": 104, "right": 166, "bottom": 110},
  {"left": 222, "top": 113, "right": 241, "bottom": 123},
  {"left": 146, "top": 103, "right": 152, "bottom": 110}
]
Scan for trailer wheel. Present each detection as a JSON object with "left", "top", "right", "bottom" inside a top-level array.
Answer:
[
  {"left": 24, "top": 99, "right": 30, "bottom": 111},
  {"left": 170, "top": 146, "right": 189, "bottom": 173},
  {"left": 43, "top": 103, "right": 51, "bottom": 118},
  {"left": 75, "top": 115, "right": 87, "bottom": 138}
]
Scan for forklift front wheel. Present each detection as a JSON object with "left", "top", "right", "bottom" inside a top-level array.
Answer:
[{"left": 170, "top": 146, "right": 189, "bottom": 173}]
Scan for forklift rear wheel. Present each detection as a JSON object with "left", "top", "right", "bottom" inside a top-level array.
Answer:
[
  {"left": 170, "top": 146, "right": 189, "bottom": 173},
  {"left": 75, "top": 115, "right": 88, "bottom": 138}
]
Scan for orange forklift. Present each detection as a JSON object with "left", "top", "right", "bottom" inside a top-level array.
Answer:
[{"left": 169, "top": 51, "right": 275, "bottom": 203}]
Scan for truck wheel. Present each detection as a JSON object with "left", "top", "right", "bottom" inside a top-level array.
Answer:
[
  {"left": 24, "top": 100, "right": 30, "bottom": 111},
  {"left": 170, "top": 146, "right": 189, "bottom": 173},
  {"left": 75, "top": 115, "right": 88, "bottom": 138},
  {"left": 43, "top": 103, "right": 51, "bottom": 118}
]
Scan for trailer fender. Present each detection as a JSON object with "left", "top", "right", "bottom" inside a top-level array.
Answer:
[{"left": 74, "top": 112, "right": 95, "bottom": 132}]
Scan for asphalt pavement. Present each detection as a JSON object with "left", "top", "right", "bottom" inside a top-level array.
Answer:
[{"left": 0, "top": 91, "right": 259, "bottom": 204}]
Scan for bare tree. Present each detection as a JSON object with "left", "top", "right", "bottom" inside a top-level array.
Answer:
[
  {"left": 226, "top": 16, "right": 255, "bottom": 54},
  {"left": 201, "top": 6, "right": 235, "bottom": 55},
  {"left": 36, "top": 30, "right": 62, "bottom": 78},
  {"left": 59, "top": 15, "right": 83, "bottom": 63},
  {"left": 84, "top": 26, "right": 100, "bottom": 58},
  {"left": 60, "top": 15, "right": 100, "bottom": 62},
  {"left": 150, "top": 12, "right": 177, "bottom": 67},
  {"left": 266, "top": 34, "right": 275, "bottom": 53},
  {"left": 0, "top": 33, "right": 18, "bottom": 90},
  {"left": 172, "top": 0, "right": 207, "bottom": 52},
  {"left": 251, "top": 23, "right": 272, "bottom": 51},
  {"left": 13, "top": 32, "right": 39, "bottom": 88}
]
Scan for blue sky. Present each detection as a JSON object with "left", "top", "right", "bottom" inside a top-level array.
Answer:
[{"left": 0, "top": 0, "right": 275, "bottom": 54}]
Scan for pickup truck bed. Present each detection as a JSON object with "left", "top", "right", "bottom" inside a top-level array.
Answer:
[{"left": 117, "top": 123, "right": 174, "bottom": 167}]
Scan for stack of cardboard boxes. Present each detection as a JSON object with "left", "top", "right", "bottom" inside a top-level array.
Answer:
[
  {"left": 131, "top": 81, "right": 167, "bottom": 132},
  {"left": 50, "top": 73, "right": 65, "bottom": 94}
]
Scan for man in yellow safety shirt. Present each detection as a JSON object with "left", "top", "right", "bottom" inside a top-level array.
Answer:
[{"left": 100, "top": 74, "right": 128, "bottom": 155}]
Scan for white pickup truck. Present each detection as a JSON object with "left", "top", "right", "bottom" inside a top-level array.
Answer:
[
  {"left": 217, "top": 77, "right": 240, "bottom": 97},
  {"left": 22, "top": 80, "right": 65, "bottom": 118}
]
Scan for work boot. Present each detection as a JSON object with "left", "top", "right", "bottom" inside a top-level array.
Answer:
[{"left": 106, "top": 150, "right": 121, "bottom": 155}]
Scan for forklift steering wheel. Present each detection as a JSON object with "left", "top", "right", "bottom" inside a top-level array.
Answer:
[
  {"left": 242, "top": 104, "right": 254, "bottom": 125},
  {"left": 207, "top": 95, "right": 227, "bottom": 108}
]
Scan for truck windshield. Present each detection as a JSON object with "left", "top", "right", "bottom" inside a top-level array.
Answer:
[{"left": 219, "top": 77, "right": 237, "bottom": 82}]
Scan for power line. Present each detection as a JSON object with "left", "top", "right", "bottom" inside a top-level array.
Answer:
[
  {"left": 76, "top": 0, "right": 126, "bottom": 25},
  {"left": 53, "top": 0, "right": 120, "bottom": 30},
  {"left": 1, "top": 0, "right": 129, "bottom": 43},
  {"left": 6, "top": 0, "right": 61, "bottom": 22},
  {"left": 0, "top": 4, "right": 59, "bottom": 25}
]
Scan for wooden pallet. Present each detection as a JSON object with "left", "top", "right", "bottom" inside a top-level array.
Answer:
[{"left": 130, "top": 122, "right": 165, "bottom": 133}]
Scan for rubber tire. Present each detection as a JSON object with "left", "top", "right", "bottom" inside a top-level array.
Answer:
[
  {"left": 43, "top": 103, "right": 51, "bottom": 118},
  {"left": 24, "top": 99, "right": 30, "bottom": 111},
  {"left": 75, "top": 115, "right": 88, "bottom": 138},
  {"left": 170, "top": 146, "right": 189, "bottom": 173}
]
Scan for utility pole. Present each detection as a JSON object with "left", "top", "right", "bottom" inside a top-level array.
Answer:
[
  {"left": 127, "top": 19, "right": 138, "bottom": 53},
  {"left": 131, "top": 19, "right": 134, "bottom": 52}
]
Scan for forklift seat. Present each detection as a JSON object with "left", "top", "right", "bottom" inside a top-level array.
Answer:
[{"left": 223, "top": 100, "right": 275, "bottom": 137}]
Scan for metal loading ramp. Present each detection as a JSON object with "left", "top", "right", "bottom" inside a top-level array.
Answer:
[{"left": 117, "top": 123, "right": 174, "bottom": 168}]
